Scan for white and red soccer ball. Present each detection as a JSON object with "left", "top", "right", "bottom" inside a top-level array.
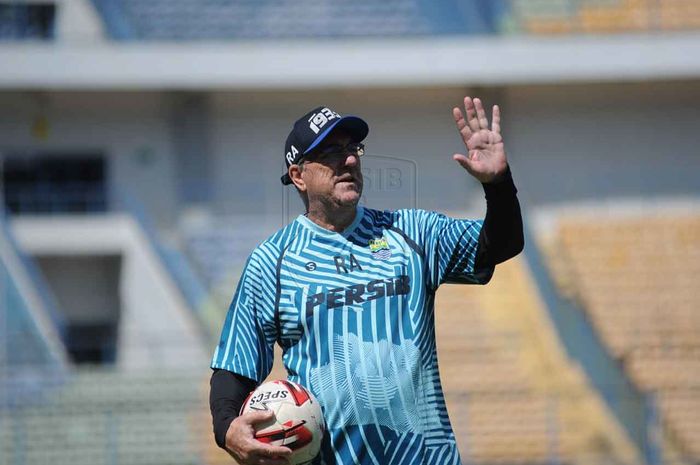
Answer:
[{"left": 240, "top": 380, "right": 325, "bottom": 465}]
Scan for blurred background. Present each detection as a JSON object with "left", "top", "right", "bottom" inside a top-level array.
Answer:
[{"left": 1, "top": 0, "right": 700, "bottom": 464}]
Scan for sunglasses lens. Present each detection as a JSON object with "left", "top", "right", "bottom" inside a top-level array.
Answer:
[{"left": 308, "top": 143, "right": 365, "bottom": 162}]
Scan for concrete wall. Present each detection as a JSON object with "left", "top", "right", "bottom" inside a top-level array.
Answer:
[
  {"left": 55, "top": 0, "right": 106, "bottom": 44},
  {"left": 0, "top": 216, "right": 70, "bottom": 367},
  {"left": 36, "top": 255, "right": 121, "bottom": 363},
  {"left": 505, "top": 81, "right": 700, "bottom": 207},
  {"left": 209, "top": 87, "right": 486, "bottom": 222},
  {"left": 3, "top": 82, "right": 698, "bottom": 367},
  {"left": 0, "top": 92, "right": 179, "bottom": 226},
  {"left": 2, "top": 82, "right": 699, "bottom": 229},
  {"left": 12, "top": 215, "right": 208, "bottom": 370},
  {"left": 36, "top": 255, "right": 121, "bottom": 324}
]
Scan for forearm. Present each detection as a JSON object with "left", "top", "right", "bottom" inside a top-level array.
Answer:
[
  {"left": 475, "top": 166, "right": 524, "bottom": 269},
  {"left": 209, "top": 369, "right": 258, "bottom": 449}
]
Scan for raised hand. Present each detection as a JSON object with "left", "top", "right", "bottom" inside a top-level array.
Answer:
[{"left": 452, "top": 96, "right": 508, "bottom": 183}]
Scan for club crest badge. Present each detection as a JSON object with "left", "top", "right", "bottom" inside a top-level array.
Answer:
[{"left": 369, "top": 236, "right": 391, "bottom": 260}]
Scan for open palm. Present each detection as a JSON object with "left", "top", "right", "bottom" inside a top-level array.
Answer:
[{"left": 452, "top": 96, "right": 508, "bottom": 183}]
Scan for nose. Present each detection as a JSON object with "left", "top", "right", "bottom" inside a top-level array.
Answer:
[{"left": 344, "top": 153, "right": 360, "bottom": 167}]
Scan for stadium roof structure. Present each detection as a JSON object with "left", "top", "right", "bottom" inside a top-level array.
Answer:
[
  {"left": 1, "top": 0, "right": 699, "bottom": 89},
  {"left": 3, "top": 33, "right": 700, "bottom": 90}
]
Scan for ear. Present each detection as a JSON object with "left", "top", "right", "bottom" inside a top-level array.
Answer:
[{"left": 288, "top": 165, "right": 306, "bottom": 192}]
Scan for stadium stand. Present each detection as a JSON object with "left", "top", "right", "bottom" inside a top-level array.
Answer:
[
  {"left": 506, "top": 0, "right": 578, "bottom": 34},
  {"left": 87, "top": 0, "right": 700, "bottom": 39},
  {"left": 660, "top": 0, "right": 700, "bottom": 29},
  {"left": 90, "top": 0, "right": 499, "bottom": 40},
  {"left": 541, "top": 208, "right": 700, "bottom": 462},
  {"left": 509, "top": 0, "right": 700, "bottom": 34},
  {"left": 1, "top": 188, "right": 215, "bottom": 461},
  {"left": 3, "top": 2, "right": 700, "bottom": 463},
  {"left": 2, "top": 0, "right": 699, "bottom": 46},
  {"left": 180, "top": 215, "right": 273, "bottom": 292},
  {"left": 1, "top": 368, "right": 209, "bottom": 465},
  {"left": 578, "top": 0, "right": 650, "bottom": 33},
  {"left": 434, "top": 256, "right": 640, "bottom": 464}
]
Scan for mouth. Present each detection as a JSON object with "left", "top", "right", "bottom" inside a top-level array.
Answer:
[{"left": 335, "top": 174, "right": 356, "bottom": 184}]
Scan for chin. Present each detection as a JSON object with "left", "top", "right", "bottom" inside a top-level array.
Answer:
[
  {"left": 337, "top": 194, "right": 360, "bottom": 207},
  {"left": 335, "top": 190, "right": 362, "bottom": 207}
]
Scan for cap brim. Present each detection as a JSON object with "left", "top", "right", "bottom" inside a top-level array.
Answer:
[
  {"left": 280, "top": 115, "right": 369, "bottom": 186},
  {"left": 304, "top": 116, "right": 369, "bottom": 155}
]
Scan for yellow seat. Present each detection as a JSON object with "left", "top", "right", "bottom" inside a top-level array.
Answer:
[{"left": 547, "top": 211, "right": 700, "bottom": 460}]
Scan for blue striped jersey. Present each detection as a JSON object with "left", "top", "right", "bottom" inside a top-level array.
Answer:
[{"left": 211, "top": 206, "right": 494, "bottom": 465}]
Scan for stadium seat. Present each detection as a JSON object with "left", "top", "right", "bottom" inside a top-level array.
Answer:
[
  {"left": 660, "top": 0, "right": 700, "bottom": 29},
  {"left": 510, "top": 0, "right": 700, "bottom": 35},
  {"left": 545, "top": 211, "right": 700, "bottom": 461},
  {"left": 2, "top": 367, "right": 208, "bottom": 465},
  {"left": 435, "top": 256, "right": 636, "bottom": 464}
]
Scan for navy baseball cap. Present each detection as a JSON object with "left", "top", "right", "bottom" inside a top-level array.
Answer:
[{"left": 281, "top": 106, "right": 369, "bottom": 185}]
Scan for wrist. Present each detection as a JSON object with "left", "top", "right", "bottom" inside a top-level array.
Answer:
[
  {"left": 482, "top": 166, "right": 516, "bottom": 198},
  {"left": 482, "top": 166, "right": 511, "bottom": 185}
]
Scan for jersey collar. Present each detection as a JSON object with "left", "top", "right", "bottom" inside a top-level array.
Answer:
[{"left": 297, "top": 206, "right": 364, "bottom": 238}]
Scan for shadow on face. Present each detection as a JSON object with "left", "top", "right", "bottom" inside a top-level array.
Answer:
[{"left": 300, "top": 130, "right": 364, "bottom": 208}]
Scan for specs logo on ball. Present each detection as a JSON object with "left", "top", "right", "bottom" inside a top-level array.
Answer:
[{"left": 308, "top": 108, "right": 341, "bottom": 134}]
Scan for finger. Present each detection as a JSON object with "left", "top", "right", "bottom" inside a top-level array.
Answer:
[
  {"left": 452, "top": 107, "right": 472, "bottom": 141},
  {"left": 251, "top": 444, "right": 293, "bottom": 460},
  {"left": 452, "top": 107, "right": 466, "bottom": 131},
  {"left": 253, "top": 450, "right": 293, "bottom": 465},
  {"left": 474, "top": 98, "right": 489, "bottom": 130},
  {"left": 492, "top": 105, "right": 501, "bottom": 134},
  {"left": 464, "top": 96, "right": 480, "bottom": 133},
  {"left": 244, "top": 409, "right": 276, "bottom": 425},
  {"left": 256, "top": 458, "right": 291, "bottom": 465}
]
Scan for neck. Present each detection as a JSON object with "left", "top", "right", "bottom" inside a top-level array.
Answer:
[{"left": 306, "top": 202, "right": 358, "bottom": 232}]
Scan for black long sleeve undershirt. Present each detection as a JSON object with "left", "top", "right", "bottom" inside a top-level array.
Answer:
[
  {"left": 209, "top": 369, "right": 257, "bottom": 449},
  {"left": 474, "top": 166, "right": 524, "bottom": 271},
  {"left": 209, "top": 169, "right": 524, "bottom": 448}
]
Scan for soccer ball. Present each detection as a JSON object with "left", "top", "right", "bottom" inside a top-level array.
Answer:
[{"left": 240, "top": 380, "right": 325, "bottom": 465}]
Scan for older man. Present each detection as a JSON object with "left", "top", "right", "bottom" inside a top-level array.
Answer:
[{"left": 210, "top": 97, "right": 523, "bottom": 465}]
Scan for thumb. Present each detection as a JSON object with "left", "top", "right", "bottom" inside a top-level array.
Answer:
[{"left": 453, "top": 153, "right": 474, "bottom": 171}]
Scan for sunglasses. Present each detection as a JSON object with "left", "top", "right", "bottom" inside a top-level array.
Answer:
[{"left": 301, "top": 142, "right": 365, "bottom": 164}]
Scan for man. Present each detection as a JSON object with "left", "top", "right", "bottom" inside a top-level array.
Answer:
[{"left": 210, "top": 96, "right": 523, "bottom": 465}]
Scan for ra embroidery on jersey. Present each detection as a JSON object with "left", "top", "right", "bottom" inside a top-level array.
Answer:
[{"left": 369, "top": 236, "right": 391, "bottom": 260}]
